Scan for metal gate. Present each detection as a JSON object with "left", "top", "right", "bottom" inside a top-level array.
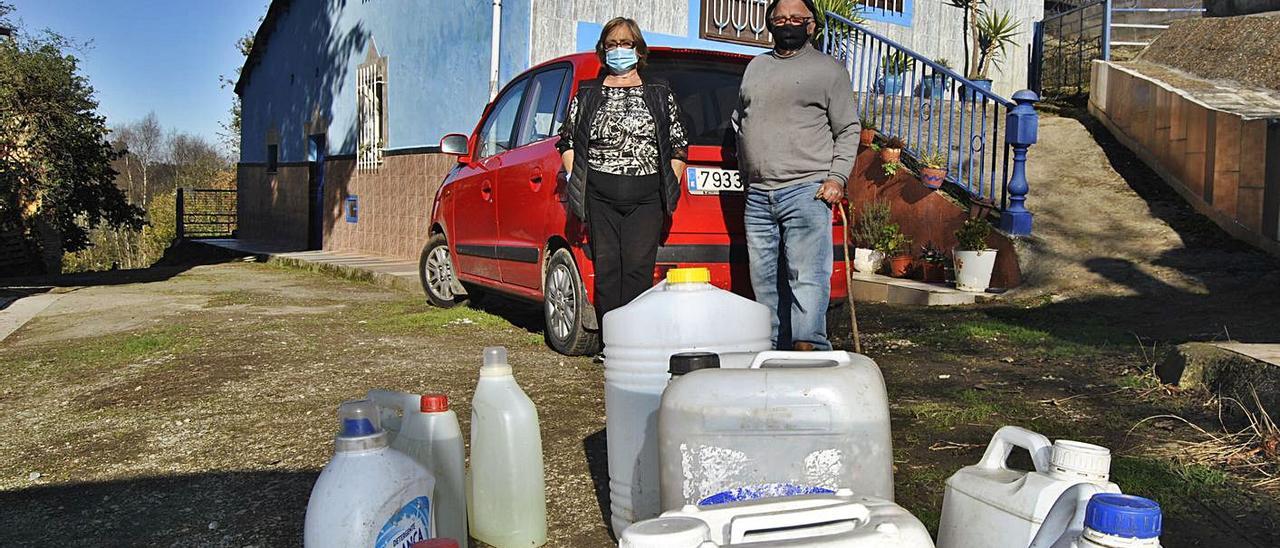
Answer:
[
  {"left": 1029, "top": 0, "right": 1108, "bottom": 100},
  {"left": 177, "top": 188, "right": 237, "bottom": 240}
]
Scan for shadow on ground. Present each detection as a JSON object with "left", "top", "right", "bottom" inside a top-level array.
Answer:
[{"left": 0, "top": 241, "right": 258, "bottom": 291}]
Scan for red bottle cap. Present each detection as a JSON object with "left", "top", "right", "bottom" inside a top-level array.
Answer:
[
  {"left": 411, "top": 540, "right": 459, "bottom": 548},
  {"left": 420, "top": 394, "right": 449, "bottom": 413}
]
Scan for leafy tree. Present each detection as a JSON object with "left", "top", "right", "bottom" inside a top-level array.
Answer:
[
  {"left": 218, "top": 29, "right": 255, "bottom": 157},
  {"left": 0, "top": 2, "right": 143, "bottom": 269}
]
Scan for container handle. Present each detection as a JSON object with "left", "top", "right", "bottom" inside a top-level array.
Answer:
[
  {"left": 727, "top": 501, "right": 870, "bottom": 543},
  {"left": 367, "top": 389, "right": 417, "bottom": 414},
  {"left": 748, "top": 351, "right": 852, "bottom": 369},
  {"left": 976, "top": 426, "right": 1053, "bottom": 473}
]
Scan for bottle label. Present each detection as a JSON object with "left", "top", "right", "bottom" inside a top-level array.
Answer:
[
  {"left": 375, "top": 496, "right": 432, "bottom": 548},
  {"left": 700, "top": 484, "right": 835, "bottom": 506}
]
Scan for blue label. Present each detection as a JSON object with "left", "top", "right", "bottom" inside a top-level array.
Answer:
[
  {"left": 375, "top": 496, "right": 432, "bottom": 548},
  {"left": 699, "top": 484, "right": 835, "bottom": 506}
]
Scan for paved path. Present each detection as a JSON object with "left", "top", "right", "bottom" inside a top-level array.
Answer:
[
  {"left": 1213, "top": 343, "right": 1280, "bottom": 368},
  {"left": 0, "top": 290, "right": 63, "bottom": 343},
  {"left": 197, "top": 239, "right": 421, "bottom": 293}
]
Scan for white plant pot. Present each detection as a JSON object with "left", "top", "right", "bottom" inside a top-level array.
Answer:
[
  {"left": 853, "top": 248, "right": 885, "bottom": 274},
  {"left": 954, "top": 249, "right": 997, "bottom": 292}
]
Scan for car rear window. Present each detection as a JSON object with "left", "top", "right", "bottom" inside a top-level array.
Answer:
[{"left": 646, "top": 56, "right": 747, "bottom": 148}]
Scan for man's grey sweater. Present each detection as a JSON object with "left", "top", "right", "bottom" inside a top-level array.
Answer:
[{"left": 732, "top": 45, "right": 861, "bottom": 191}]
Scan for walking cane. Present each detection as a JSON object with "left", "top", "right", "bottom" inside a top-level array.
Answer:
[{"left": 837, "top": 202, "right": 862, "bottom": 354}]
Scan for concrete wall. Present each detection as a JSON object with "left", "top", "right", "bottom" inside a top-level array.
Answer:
[
  {"left": 1090, "top": 61, "right": 1280, "bottom": 256},
  {"left": 237, "top": 163, "right": 311, "bottom": 248},
  {"left": 322, "top": 153, "right": 456, "bottom": 260}
]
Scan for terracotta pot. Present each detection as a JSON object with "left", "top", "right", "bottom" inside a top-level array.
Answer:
[
  {"left": 889, "top": 255, "right": 913, "bottom": 278},
  {"left": 920, "top": 166, "right": 947, "bottom": 189},
  {"left": 880, "top": 147, "right": 902, "bottom": 164},
  {"left": 922, "top": 262, "right": 945, "bottom": 283},
  {"left": 859, "top": 128, "right": 877, "bottom": 147}
]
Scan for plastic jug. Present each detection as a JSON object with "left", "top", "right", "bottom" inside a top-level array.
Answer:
[
  {"left": 1044, "top": 494, "right": 1167, "bottom": 548},
  {"left": 603, "top": 267, "right": 772, "bottom": 535},
  {"left": 618, "top": 490, "right": 934, "bottom": 547},
  {"left": 936, "top": 426, "right": 1120, "bottom": 548},
  {"left": 467, "top": 347, "right": 547, "bottom": 547},
  {"left": 658, "top": 351, "right": 893, "bottom": 510},
  {"left": 304, "top": 399, "right": 436, "bottom": 548},
  {"left": 369, "top": 390, "right": 467, "bottom": 545}
]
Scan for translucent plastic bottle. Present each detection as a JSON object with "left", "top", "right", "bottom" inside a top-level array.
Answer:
[
  {"left": 369, "top": 390, "right": 467, "bottom": 545},
  {"left": 603, "top": 268, "right": 772, "bottom": 535},
  {"left": 1045, "top": 494, "right": 1163, "bottom": 548},
  {"left": 468, "top": 347, "right": 547, "bottom": 547},
  {"left": 304, "top": 399, "right": 436, "bottom": 548}
]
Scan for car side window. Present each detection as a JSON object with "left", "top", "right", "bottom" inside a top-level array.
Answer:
[
  {"left": 515, "top": 67, "right": 570, "bottom": 147},
  {"left": 477, "top": 78, "right": 529, "bottom": 159}
]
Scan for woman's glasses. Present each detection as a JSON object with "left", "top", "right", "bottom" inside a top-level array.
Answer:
[
  {"left": 769, "top": 16, "right": 814, "bottom": 26},
  {"left": 604, "top": 39, "right": 635, "bottom": 50}
]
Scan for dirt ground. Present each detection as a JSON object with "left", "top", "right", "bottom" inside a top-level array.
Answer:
[{"left": 3, "top": 112, "right": 1280, "bottom": 546}]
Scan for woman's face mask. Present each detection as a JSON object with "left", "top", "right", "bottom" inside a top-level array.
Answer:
[{"left": 606, "top": 47, "right": 639, "bottom": 74}]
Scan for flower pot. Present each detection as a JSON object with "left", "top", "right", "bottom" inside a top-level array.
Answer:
[
  {"left": 859, "top": 128, "right": 876, "bottom": 147},
  {"left": 953, "top": 249, "right": 997, "bottom": 292},
  {"left": 876, "top": 74, "right": 906, "bottom": 95},
  {"left": 921, "top": 262, "right": 945, "bottom": 283},
  {"left": 880, "top": 147, "right": 902, "bottom": 164},
  {"left": 962, "top": 79, "right": 993, "bottom": 102},
  {"left": 913, "top": 76, "right": 947, "bottom": 99},
  {"left": 920, "top": 166, "right": 947, "bottom": 189},
  {"left": 853, "top": 248, "right": 885, "bottom": 275},
  {"left": 889, "top": 255, "right": 913, "bottom": 278}
]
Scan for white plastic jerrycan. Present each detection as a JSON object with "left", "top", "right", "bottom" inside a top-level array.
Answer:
[
  {"left": 936, "top": 426, "right": 1119, "bottom": 548},
  {"left": 619, "top": 490, "right": 934, "bottom": 547},
  {"left": 603, "top": 267, "right": 772, "bottom": 536},
  {"left": 1031, "top": 492, "right": 1163, "bottom": 548},
  {"left": 658, "top": 351, "right": 893, "bottom": 511},
  {"left": 468, "top": 347, "right": 547, "bottom": 547},
  {"left": 368, "top": 390, "right": 467, "bottom": 545},
  {"left": 304, "top": 399, "right": 436, "bottom": 548}
]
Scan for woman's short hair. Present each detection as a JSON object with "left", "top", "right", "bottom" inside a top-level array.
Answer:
[{"left": 595, "top": 17, "right": 649, "bottom": 71}]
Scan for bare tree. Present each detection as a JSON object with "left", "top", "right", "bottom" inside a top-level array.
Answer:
[{"left": 130, "top": 112, "right": 164, "bottom": 205}]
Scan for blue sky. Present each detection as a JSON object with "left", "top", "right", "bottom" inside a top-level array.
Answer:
[{"left": 10, "top": 0, "right": 268, "bottom": 151}]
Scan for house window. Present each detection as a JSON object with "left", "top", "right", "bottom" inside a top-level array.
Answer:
[
  {"left": 267, "top": 144, "right": 279, "bottom": 173},
  {"left": 357, "top": 57, "right": 387, "bottom": 171},
  {"left": 858, "top": 0, "right": 913, "bottom": 26}
]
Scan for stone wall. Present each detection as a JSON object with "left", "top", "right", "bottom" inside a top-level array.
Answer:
[{"left": 1090, "top": 61, "right": 1280, "bottom": 257}]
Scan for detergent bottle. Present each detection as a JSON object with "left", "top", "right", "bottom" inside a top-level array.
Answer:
[
  {"left": 304, "top": 399, "right": 436, "bottom": 548},
  {"left": 603, "top": 267, "right": 772, "bottom": 535},
  {"left": 468, "top": 346, "right": 547, "bottom": 547},
  {"left": 369, "top": 390, "right": 467, "bottom": 545},
  {"left": 936, "top": 427, "right": 1120, "bottom": 548}
]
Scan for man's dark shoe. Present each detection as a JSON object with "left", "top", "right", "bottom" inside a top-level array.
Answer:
[{"left": 793, "top": 342, "right": 817, "bottom": 351}]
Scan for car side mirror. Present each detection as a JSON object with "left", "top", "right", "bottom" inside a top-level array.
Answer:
[{"left": 440, "top": 134, "right": 470, "bottom": 160}]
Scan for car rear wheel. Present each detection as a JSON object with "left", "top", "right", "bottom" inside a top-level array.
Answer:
[
  {"left": 420, "top": 234, "right": 465, "bottom": 308},
  {"left": 543, "top": 248, "right": 600, "bottom": 356}
]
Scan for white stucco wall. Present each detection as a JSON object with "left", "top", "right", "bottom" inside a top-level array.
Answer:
[{"left": 530, "top": 0, "right": 691, "bottom": 66}]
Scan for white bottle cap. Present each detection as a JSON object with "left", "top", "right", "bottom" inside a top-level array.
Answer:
[
  {"left": 481, "top": 346, "right": 513, "bottom": 376},
  {"left": 619, "top": 517, "right": 711, "bottom": 548},
  {"left": 1050, "top": 440, "right": 1111, "bottom": 482}
]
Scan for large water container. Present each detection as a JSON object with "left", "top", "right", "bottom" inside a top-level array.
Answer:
[
  {"left": 369, "top": 390, "right": 467, "bottom": 545},
  {"left": 658, "top": 351, "right": 893, "bottom": 510},
  {"left": 936, "top": 426, "right": 1120, "bottom": 548},
  {"left": 618, "top": 490, "right": 933, "bottom": 547},
  {"left": 1033, "top": 493, "right": 1163, "bottom": 548},
  {"left": 603, "top": 268, "right": 772, "bottom": 535},
  {"left": 468, "top": 347, "right": 546, "bottom": 547},
  {"left": 304, "top": 399, "right": 436, "bottom": 548}
]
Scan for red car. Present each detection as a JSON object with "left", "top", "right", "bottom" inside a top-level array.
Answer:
[{"left": 423, "top": 47, "right": 849, "bottom": 356}]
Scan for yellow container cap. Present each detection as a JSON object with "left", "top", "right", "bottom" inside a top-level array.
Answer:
[{"left": 667, "top": 267, "right": 711, "bottom": 284}]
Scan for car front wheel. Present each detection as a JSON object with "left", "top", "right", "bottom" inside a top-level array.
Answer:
[
  {"left": 543, "top": 248, "right": 600, "bottom": 356},
  {"left": 420, "top": 234, "right": 465, "bottom": 308}
]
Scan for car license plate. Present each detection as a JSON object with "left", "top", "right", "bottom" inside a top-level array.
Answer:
[{"left": 687, "top": 167, "right": 743, "bottom": 195}]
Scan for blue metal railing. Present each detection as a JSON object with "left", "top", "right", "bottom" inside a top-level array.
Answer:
[{"left": 822, "top": 12, "right": 1037, "bottom": 235}]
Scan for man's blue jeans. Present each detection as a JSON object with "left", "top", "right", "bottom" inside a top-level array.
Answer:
[{"left": 745, "top": 181, "right": 833, "bottom": 350}]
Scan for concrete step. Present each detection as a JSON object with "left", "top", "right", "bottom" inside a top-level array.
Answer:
[{"left": 847, "top": 272, "right": 992, "bottom": 306}]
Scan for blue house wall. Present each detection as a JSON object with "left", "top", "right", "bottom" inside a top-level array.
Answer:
[{"left": 239, "top": 0, "right": 532, "bottom": 164}]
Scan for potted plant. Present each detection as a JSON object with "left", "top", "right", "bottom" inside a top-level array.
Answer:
[
  {"left": 966, "top": 9, "right": 1020, "bottom": 101},
  {"left": 914, "top": 58, "right": 952, "bottom": 99},
  {"left": 881, "top": 227, "right": 914, "bottom": 278},
  {"left": 953, "top": 218, "right": 997, "bottom": 291},
  {"left": 918, "top": 147, "right": 948, "bottom": 189},
  {"left": 876, "top": 51, "right": 914, "bottom": 95},
  {"left": 882, "top": 161, "right": 903, "bottom": 178},
  {"left": 852, "top": 200, "right": 891, "bottom": 274},
  {"left": 859, "top": 108, "right": 879, "bottom": 147},
  {"left": 880, "top": 136, "right": 905, "bottom": 164},
  {"left": 920, "top": 241, "right": 947, "bottom": 283}
]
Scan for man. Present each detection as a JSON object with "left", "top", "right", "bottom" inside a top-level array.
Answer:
[{"left": 732, "top": 0, "right": 860, "bottom": 351}]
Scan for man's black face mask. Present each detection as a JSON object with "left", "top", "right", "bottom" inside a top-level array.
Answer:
[{"left": 770, "top": 24, "right": 810, "bottom": 50}]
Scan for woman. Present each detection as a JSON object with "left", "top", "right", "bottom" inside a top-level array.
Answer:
[{"left": 557, "top": 17, "right": 689, "bottom": 340}]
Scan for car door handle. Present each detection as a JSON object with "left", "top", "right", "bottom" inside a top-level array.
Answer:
[
  {"left": 530, "top": 174, "right": 543, "bottom": 191},
  {"left": 481, "top": 182, "right": 493, "bottom": 202}
]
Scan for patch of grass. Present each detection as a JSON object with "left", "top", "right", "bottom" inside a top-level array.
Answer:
[
  {"left": 911, "top": 317, "right": 1104, "bottom": 359},
  {"left": 1112, "top": 456, "right": 1228, "bottom": 513},
  {"left": 363, "top": 301, "right": 511, "bottom": 334},
  {"left": 1118, "top": 374, "right": 1159, "bottom": 390},
  {"left": 204, "top": 292, "right": 255, "bottom": 307},
  {"left": 10, "top": 326, "right": 197, "bottom": 378},
  {"left": 902, "top": 389, "right": 1004, "bottom": 429}
]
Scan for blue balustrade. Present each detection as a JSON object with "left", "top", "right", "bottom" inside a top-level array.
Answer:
[{"left": 822, "top": 12, "right": 1038, "bottom": 236}]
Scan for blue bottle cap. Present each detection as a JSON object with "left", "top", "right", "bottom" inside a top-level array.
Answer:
[
  {"left": 1085, "top": 494, "right": 1162, "bottom": 539},
  {"left": 341, "top": 417, "right": 377, "bottom": 437},
  {"left": 336, "top": 399, "right": 382, "bottom": 438}
]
